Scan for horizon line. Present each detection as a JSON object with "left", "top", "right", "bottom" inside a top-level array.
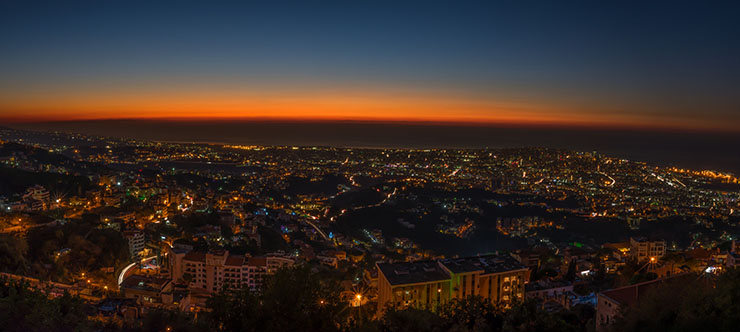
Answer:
[{"left": 3, "top": 116, "right": 740, "bottom": 134}]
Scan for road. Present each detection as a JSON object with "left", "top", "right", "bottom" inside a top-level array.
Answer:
[{"left": 117, "top": 255, "right": 158, "bottom": 285}]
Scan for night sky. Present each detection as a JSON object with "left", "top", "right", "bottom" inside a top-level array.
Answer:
[{"left": 1, "top": 1, "right": 739, "bottom": 131}]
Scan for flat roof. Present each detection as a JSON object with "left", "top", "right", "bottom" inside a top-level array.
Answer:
[
  {"left": 120, "top": 275, "right": 170, "bottom": 292},
  {"left": 378, "top": 254, "right": 528, "bottom": 286},
  {"left": 440, "top": 254, "right": 528, "bottom": 274},
  {"left": 377, "top": 260, "right": 450, "bottom": 286}
]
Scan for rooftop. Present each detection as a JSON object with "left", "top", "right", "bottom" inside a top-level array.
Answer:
[
  {"left": 183, "top": 251, "right": 206, "bottom": 262},
  {"left": 225, "top": 255, "right": 245, "bottom": 266},
  {"left": 247, "top": 257, "right": 267, "bottom": 267},
  {"left": 440, "top": 254, "right": 528, "bottom": 274},
  {"left": 526, "top": 279, "right": 573, "bottom": 291},
  {"left": 378, "top": 254, "right": 528, "bottom": 286},
  {"left": 377, "top": 260, "right": 450, "bottom": 286},
  {"left": 120, "top": 275, "right": 170, "bottom": 293}
]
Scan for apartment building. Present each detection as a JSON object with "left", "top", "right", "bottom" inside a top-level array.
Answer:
[
  {"left": 376, "top": 254, "right": 529, "bottom": 313},
  {"left": 123, "top": 230, "right": 145, "bottom": 259},
  {"left": 166, "top": 247, "right": 293, "bottom": 294},
  {"left": 23, "top": 185, "right": 50, "bottom": 202},
  {"left": 629, "top": 237, "right": 666, "bottom": 262}
]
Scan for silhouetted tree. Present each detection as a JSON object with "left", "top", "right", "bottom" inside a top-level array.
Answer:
[
  {"left": 613, "top": 268, "right": 740, "bottom": 332},
  {"left": 379, "top": 307, "right": 444, "bottom": 332},
  {"left": 437, "top": 295, "right": 502, "bottom": 331},
  {"left": 203, "top": 266, "right": 348, "bottom": 331},
  {"left": 0, "top": 277, "right": 94, "bottom": 332},
  {"left": 565, "top": 258, "right": 576, "bottom": 282}
]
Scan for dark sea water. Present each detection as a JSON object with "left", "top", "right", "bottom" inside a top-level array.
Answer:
[{"left": 10, "top": 120, "right": 740, "bottom": 174}]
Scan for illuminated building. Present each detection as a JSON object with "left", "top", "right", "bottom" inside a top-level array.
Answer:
[
  {"left": 376, "top": 254, "right": 529, "bottom": 313},
  {"left": 166, "top": 248, "right": 294, "bottom": 293},
  {"left": 123, "top": 230, "right": 145, "bottom": 259},
  {"left": 120, "top": 275, "right": 173, "bottom": 306},
  {"left": 23, "top": 185, "right": 50, "bottom": 203},
  {"left": 629, "top": 237, "right": 666, "bottom": 262}
]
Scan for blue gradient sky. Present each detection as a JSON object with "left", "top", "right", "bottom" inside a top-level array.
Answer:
[{"left": 1, "top": 1, "right": 739, "bottom": 130}]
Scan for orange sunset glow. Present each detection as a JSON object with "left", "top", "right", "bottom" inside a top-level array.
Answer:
[
  {"left": 1, "top": 1, "right": 738, "bottom": 134},
  {"left": 0, "top": 90, "right": 732, "bottom": 132}
]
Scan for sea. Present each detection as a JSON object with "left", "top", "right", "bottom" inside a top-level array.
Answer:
[{"left": 9, "top": 120, "right": 740, "bottom": 175}]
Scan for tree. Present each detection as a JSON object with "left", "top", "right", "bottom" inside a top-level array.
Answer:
[
  {"left": 0, "top": 234, "right": 28, "bottom": 274},
  {"left": 204, "top": 287, "right": 260, "bottom": 331},
  {"left": 502, "top": 300, "right": 579, "bottom": 332},
  {"left": 0, "top": 277, "right": 94, "bottom": 332},
  {"left": 437, "top": 296, "right": 502, "bottom": 331},
  {"left": 565, "top": 258, "right": 576, "bottom": 282},
  {"left": 379, "top": 307, "right": 444, "bottom": 332},
  {"left": 613, "top": 268, "right": 740, "bottom": 332},
  {"left": 616, "top": 258, "right": 640, "bottom": 286},
  {"left": 136, "top": 308, "right": 206, "bottom": 332},
  {"left": 203, "top": 266, "right": 348, "bottom": 331}
]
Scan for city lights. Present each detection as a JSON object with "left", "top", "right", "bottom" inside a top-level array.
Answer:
[{"left": 0, "top": 1, "right": 737, "bottom": 326}]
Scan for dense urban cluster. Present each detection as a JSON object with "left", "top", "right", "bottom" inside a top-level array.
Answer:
[{"left": 0, "top": 127, "right": 739, "bottom": 331}]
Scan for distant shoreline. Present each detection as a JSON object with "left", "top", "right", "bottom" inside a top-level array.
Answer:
[{"left": 6, "top": 120, "right": 740, "bottom": 175}]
